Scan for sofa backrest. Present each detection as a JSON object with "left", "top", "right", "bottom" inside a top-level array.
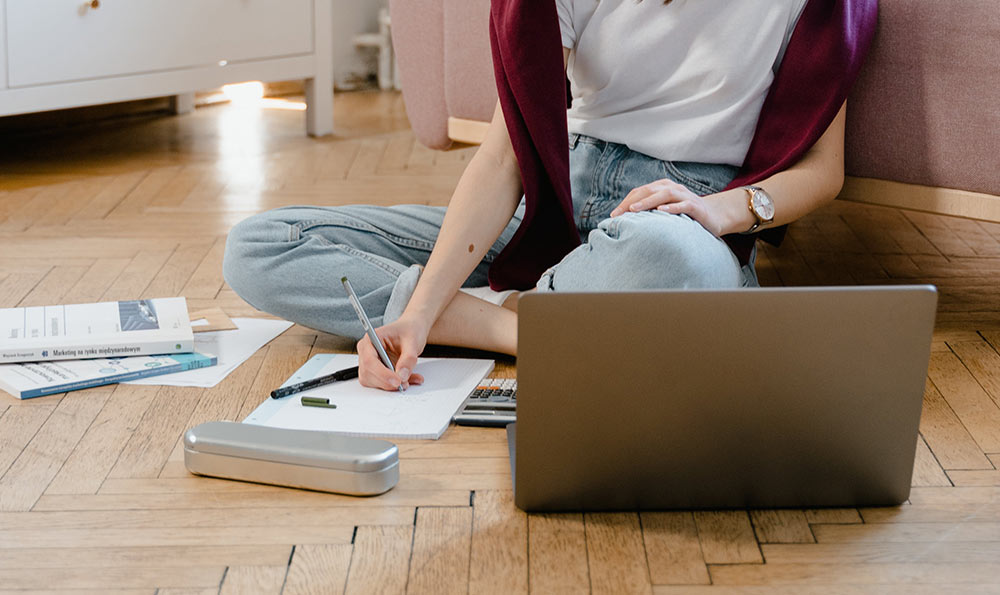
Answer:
[
  {"left": 393, "top": 0, "right": 999, "bottom": 197},
  {"left": 845, "top": 0, "right": 999, "bottom": 195}
]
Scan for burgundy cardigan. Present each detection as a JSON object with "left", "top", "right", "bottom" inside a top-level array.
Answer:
[{"left": 486, "top": 0, "right": 879, "bottom": 290}]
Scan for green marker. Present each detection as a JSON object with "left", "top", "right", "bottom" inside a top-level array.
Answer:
[{"left": 301, "top": 396, "right": 337, "bottom": 409}]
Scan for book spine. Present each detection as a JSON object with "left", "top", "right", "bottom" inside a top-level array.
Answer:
[
  {"left": 18, "top": 355, "right": 216, "bottom": 400},
  {"left": 0, "top": 338, "right": 196, "bottom": 364}
]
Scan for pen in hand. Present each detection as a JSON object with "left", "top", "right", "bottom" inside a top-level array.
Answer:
[{"left": 341, "top": 276, "right": 406, "bottom": 392}]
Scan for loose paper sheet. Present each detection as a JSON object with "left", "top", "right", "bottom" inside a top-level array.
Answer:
[
  {"left": 245, "top": 354, "right": 493, "bottom": 439},
  {"left": 126, "top": 318, "right": 291, "bottom": 388}
]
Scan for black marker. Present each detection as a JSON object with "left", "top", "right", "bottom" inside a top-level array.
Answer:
[{"left": 270, "top": 366, "right": 360, "bottom": 399}]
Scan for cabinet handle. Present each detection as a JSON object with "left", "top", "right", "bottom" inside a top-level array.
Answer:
[{"left": 90, "top": 0, "right": 100, "bottom": 8}]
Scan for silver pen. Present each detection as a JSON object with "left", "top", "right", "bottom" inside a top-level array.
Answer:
[{"left": 341, "top": 276, "right": 405, "bottom": 392}]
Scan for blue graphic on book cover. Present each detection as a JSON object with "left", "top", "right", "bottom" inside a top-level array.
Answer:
[{"left": 118, "top": 300, "right": 160, "bottom": 331}]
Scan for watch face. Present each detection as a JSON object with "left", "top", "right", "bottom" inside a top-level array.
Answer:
[{"left": 752, "top": 190, "right": 775, "bottom": 221}]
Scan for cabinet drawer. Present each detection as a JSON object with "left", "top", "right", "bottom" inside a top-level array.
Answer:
[{"left": 6, "top": 0, "right": 314, "bottom": 87}]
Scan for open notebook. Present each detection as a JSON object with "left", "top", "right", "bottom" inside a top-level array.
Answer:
[{"left": 244, "top": 354, "right": 494, "bottom": 440}]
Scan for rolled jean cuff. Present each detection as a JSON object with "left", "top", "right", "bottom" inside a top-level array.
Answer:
[
  {"left": 383, "top": 264, "right": 423, "bottom": 324},
  {"left": 535, "top": 266, "right": 557, "bottom": 292}
]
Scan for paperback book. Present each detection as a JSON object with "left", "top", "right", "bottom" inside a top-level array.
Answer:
[
  {"left": 0, "top": 297, "right": 194, "bottom": 363},
  {"left": 0, "top": 352, "right": 217, "bottom": 399}
]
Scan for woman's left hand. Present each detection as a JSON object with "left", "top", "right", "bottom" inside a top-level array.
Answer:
[{"left": 610, "top": 179, "right": 726, "bottom": 237}]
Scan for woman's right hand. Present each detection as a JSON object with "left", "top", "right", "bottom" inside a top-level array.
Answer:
[{"left": 357, "top": 314, "right": 429, "bottom": 391}]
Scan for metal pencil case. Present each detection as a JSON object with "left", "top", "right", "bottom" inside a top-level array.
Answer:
[{"left": 184, "top": 421, "right": 399, "bottom": 496}]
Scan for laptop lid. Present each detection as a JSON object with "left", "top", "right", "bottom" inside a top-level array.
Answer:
[{"left": 513, "top": 286, "right": 937, "bottom": 511}]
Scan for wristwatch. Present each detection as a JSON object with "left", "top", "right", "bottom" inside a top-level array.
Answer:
[{"left": 741, "top": 185, "right": 775, "bottom": 234}]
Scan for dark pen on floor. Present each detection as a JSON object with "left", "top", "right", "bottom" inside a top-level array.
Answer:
[{"left": 270, "top": 365, "right": 359, "bottom": 399}]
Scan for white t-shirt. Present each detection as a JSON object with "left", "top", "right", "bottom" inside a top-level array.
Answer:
[{"left": 557, "top": 0, "right": 808, "bottom": 166}]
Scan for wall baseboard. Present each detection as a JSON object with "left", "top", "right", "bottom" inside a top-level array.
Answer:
[{"left": 839, "top": 177, "right": 1000, "bottom": 223}]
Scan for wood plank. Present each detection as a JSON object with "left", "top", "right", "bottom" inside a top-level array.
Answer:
[
  {"left": 219, "top": 565, "right": 287, "bottom": 595},
  {"left": 0, "top": 544, "right": 290, "bottom": 570},
  {"left": 0, "top": 238, "right": 176, "bottom": 260},
  {"left": 235, "top": 335, "right": 315, "bottom": 420},
  {"left": 148, "top": 164, "right": 210, "bottom": 209},
  {"left": 106, "top": 166, "right": 178, "bottom": 217},
  {"left": 927, "top": 351, "right": 1000, "bottom": 452},
  {"left": 141, "top": 241, "right": 213, "bottom": 299},
  {"left": 0, "top": 524, "right": 353, "bottom": 549},
  {"left": 693, "top": 510, "right": 762, "bottom": 564},
  {"left": 640, "top": 511, "right": 709, "bottom": 585},
  {"left": 181, "top": 347, "right": 266, "bottom": 429},
  {"left": 343, "top": 525, "right": 413, "bottom": 595},
  {"left": 401, "top": 457, "right": 511, "bottom": 475},
  {"left": 912, "top": 432, "right": 951, "bottom": 487},
  {"left": 951, "top": 339, "right": 1000, "bottom": 407},
  {"left": 861, "top": 503, "right": 1000, "bottom": 524},
  {"left": 655, "top": 585, "right": 1000, "bottom": 595},
  {"left": 948, "top": 469, "right": 1000, "bottom": 486},
  {"left": 108, "top": 386, "right": 202, "bottom": 479},
  {"left": 709, "top": 561, "right": 1000, "bottom": 585},
  {"left": 60, "top": 257, "right": 132, "bottom": 304},
  {"left": 71, "top": 171, "right": 147, "bottom": 221},
  {"left": 0, "top": 566, "right": 225, "bottom": 590},
  {"left": 762, "top": 541, "right": 1000, "bottom": 564},
  {"left": 0, "top": 590, "right": 150, "bottom": 595},
  {"left": 98, "top": 475, "right": 503, "bottom": 495},
  {"left": 33, "top": 489, "right": 471, "bottom": 511},
  {"left": 584, "top": 513, "right": 652, "bottom": 595},
  {"left": 749, "top": 510, "right": 815, "bottom": 544},
  {"left": 179, "top": 236, "right": 227, "bottom": 299},
  {"left": 31, "top": 178, "right": 106, "bottom": 228},
  {"left": 283, "top": 544, "right": 353, "bottom": 595},
  {"left": 407, "top": 506, "right": 473, "bottom": 595},
  {"left": 904, "top": 210, "right": 978, "bottom": 258},
  {"left": 0, "top": 270, "right": 47, "bottom": 307},
  {"left": 469, "top": 490, "right": 528, "bottom": 594},
  {"left": 0, "top": 388, "right": 110, "bottom": 511},
  {"left": 0, "top": 507, "right": 414, "bottom": 531},
  {"left": 0, "top": 398, "right": 57, "bottom": 478},
  {"left": 984, "top": 330, "right": 1000, "bottom": 355},
  {"left": 918, "top": 380, "right": 993, "bottom": 470},
  {"left": 395, "top": 441, "right": 511, "bottom": 459},
  {"left": 17, "top": 265, "right": 88, "bottom": 306},
  {"left": 99, "top": 249, "right": 174, "bottom": 302},
  {"left": 527, "top": 513, "right": 590, "bottom": 594},
  {"left": 812, "top": 522, "right": 1000, "bottom": 543},
  {"left": 802, "top": 509, "right": 862, "bottom": 524},
  {"left": 46, "top": 384, "right": 159, "bottom": 494}
]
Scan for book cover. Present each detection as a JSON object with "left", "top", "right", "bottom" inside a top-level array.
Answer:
[
  {"left": 0, "top": 297, "right": 194, "bottom": 363},
  {"left": 0, "top": 352, "right": 218, "bottom": 399}
]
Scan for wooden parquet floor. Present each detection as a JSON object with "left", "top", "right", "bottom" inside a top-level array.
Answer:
[{"left": 1, "top": 91, "right": 1000, "bottom": 594}]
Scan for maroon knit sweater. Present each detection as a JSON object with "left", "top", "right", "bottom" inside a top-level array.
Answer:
[{"left": 487, "top": 0, "right": 879, "bottom": 290}]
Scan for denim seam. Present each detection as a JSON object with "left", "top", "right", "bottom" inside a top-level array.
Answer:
[
  {"left": 580, "top": 141, "right": 614, "bottom": 229},
  {"left": 295, "top": 218, "right": 437, "bottom": 252},
  {"left": 307, "top": 233, "right": 411, "bottom": 278},
  {"left": 661, "top": 161, "right": 717, "bottom": 196}
]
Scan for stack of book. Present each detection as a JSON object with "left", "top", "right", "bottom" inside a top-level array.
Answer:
[{"left": 0, "top": 297, "right": 217, "bottom": 399}]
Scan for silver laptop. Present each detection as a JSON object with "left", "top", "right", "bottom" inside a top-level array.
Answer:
[{"left": 509, "top": 286, "right": 937, "bottom": 511}]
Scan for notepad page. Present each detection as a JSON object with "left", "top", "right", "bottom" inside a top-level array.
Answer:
[{"left": 245, "top": 354, "right": 494, "bottom": 439}]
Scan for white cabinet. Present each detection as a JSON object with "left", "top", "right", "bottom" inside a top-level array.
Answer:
[{"left": 0, "top": 0, "right": 333, "bottom": 136}]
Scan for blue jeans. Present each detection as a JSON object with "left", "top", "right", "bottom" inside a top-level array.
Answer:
[{"left": 223, "top": 134, "right": 758, "bottom": 338}]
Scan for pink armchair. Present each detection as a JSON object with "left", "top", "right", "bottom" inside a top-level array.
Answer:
[
  {"left": 389, "top": 0, "right": 496, "bottom": 149},
  {"left": 389, "top": 0, "right": 999, "bottom": 220}
]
